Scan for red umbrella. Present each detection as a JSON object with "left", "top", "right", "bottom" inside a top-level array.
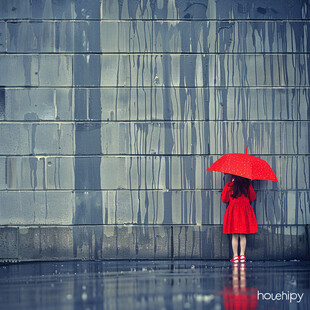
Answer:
[{"left": 206, "top": 146, "right": 278, "bottom": 182}]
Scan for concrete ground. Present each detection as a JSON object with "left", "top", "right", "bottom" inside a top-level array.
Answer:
[{"left": 0, "top": 260, "right": 309, "bottom": 309}]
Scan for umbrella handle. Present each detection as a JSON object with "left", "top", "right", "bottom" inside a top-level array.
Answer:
[{"left": 245, "top": 145, "right": 248, "bottom": 154}]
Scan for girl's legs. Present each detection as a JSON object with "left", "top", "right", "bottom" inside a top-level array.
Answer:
[
  {"left": 232, "top": 234, "right": 239, "bottom": 257},
  {"left": 239, "top": 234, "right": 246, "bottom": 256}
]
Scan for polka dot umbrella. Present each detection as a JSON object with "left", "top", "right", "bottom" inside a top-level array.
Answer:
[{"left": 206, "top": 145, "right": 278, "bottom": 182}]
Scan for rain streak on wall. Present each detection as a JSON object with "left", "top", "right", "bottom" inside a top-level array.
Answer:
[{"left": 0, "top": 0, "right": 309, "bottom": 261}]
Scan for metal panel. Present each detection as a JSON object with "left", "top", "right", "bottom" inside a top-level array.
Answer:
[
  {"left": 72, "top": 225, "right": 171, "bottom": 260},
  {"left": 0, "top": 227, "right": 18, "bottom": 260},
  {"left": 5, "top": 88, "right": 73, "bottom": 121},
  {"left": 0, "top": 123, "right": 74, "bottom": 155},
  {"left": 0, "top": 0, "right": 309, "bottom": 261},
  {"left": 0, "top": 191, "right": 74, "bottom": 225},
  {"left": 173, "top": 224, "right": 309, "bottom": 260},
  {"left": 72, "top": 54, "right": 310, "bottom": 87},
  {"left": 6, "top": 157, "right": 74, "bottom": 190},
  {"left": 4, "top": 155, "right": 309, "bottom": 191},
  {"left": 18, "top": 226, "right": 74, "bottom": 261},
  {"left": 0, "top": 55, "right": 38, "bottom": 86},
  {"left": 38, "top": 55, "right": 72, "bottom": 86},
  {"left": 0, "top": 0, "right": 308, "bottom": 20},
  {"left": 4, "top": 87, "right": 309, "bottom": 122},
  {"left": 6, "top": 21, "right": 309, "bottom": 54},
  {"left": 0, "top": 55, "right": 73, "bottom": 87},
  {"left": 0, "top": 157, "right": 5, "bottom": 189},
  {"left": 1, "top": 189, "right": 309, "bottom": 226},
  {"left": 7, "top": 22, "right": 74, "bottom": 52}
]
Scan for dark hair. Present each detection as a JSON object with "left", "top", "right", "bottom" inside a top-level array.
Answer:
[{"left": 231, "top": 175, "right": 251, "bottom": 198}]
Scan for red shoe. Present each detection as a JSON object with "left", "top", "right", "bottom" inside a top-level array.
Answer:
[
  {"left": 239, "top": 255, "right": 246, "bottom": 262},
  {"left": 230, "top": 256, "right": 239, "bottom": 262}
]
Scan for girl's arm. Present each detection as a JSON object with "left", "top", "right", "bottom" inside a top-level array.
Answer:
[
  {"left": 221, "top": 182, "right": 233, "bottom": 203},
  {"left": 249, "top": 184, "right": 257, "bottom": 201}
]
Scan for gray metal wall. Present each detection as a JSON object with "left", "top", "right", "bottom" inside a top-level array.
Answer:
[{"left": 0, "top": 0, "right": 309, "bottom": 261}]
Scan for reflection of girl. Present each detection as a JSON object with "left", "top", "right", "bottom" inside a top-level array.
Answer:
[
  {"left": 222, "top": 264, "right": 258, "bottom": 310},
  {"left": 221, "top": 176, "right": 257, "bottom": 262}
]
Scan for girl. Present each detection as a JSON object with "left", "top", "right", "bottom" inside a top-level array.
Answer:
[{"left": 221, "top": 175, "right": 257, "bottom": 262}]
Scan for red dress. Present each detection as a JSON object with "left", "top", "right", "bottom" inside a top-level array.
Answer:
[
  {"left": 221, "top": 182, "right": 258, "bottom": 234},
  {"left": 222, "top": 286, "right": 259, "bottom": 310}
]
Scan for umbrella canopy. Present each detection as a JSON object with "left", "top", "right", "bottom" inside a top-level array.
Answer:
[{"left": 206, "top": 146, "right": 278, "bottom": 182}]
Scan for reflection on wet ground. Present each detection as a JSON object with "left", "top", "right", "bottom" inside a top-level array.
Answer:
[{"left": 0, "top": 260, "right": 309, "bottom": 309}]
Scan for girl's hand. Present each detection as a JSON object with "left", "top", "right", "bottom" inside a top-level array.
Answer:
[{"left": 232, "top": 178, "right": 235, "bottom": 182}]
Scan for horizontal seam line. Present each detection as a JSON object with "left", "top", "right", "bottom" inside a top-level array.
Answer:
[
  {"left": 2, "top": 52, "right": 310, "bottom": 55},
  {"left": 3, "top": 19, "right": 310, "bottom": 21},
  {"left": 0, "top": 120, "right": 309, "bottom": 123},
  {"left": 3, "top": 86, "right": 310, "bottom": 88},
  {"left": 0, "top": 189, "right": 307, "bottom": 192},
  {"left": 0, "top": 224, "right": 307, "bottom": 227},
  {"left": 0, "top": 154, "right": 309, "bottom": 157},
  {"left": 2, "top": 86, "right": 310, "bottom": 88}
]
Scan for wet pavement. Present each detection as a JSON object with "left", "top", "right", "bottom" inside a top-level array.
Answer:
[{"left": 0, "top": 260, "right": 309, "bottom": 309}]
